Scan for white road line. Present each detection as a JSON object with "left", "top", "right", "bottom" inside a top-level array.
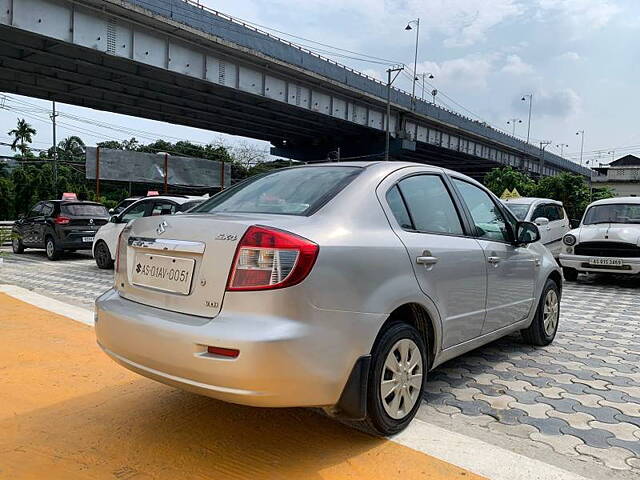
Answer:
[
  {"left": 393, "top": 417, "right": 590, "bottom": 480},
  {"left": 0, "top": 284, "right": 94, "bottom": 326}
]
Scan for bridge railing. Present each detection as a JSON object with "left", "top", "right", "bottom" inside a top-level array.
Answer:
[{"left": 124, "top": 0, "right": 590, "bottom": 175}]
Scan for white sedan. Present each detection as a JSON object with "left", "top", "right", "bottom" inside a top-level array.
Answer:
[
  {"left": 92, "top": 195, "right": 205, "bottom": 269},
  {"left": 559, "top": 196, "right": 640, "bottom": 280},
  {"left": 502, "top": 197, "right": 570, "bottom": 258}
]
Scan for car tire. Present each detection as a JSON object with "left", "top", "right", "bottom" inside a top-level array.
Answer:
[
  {"left": 562, "top": 267, "right": 578, "bottom": 281},
  {"left": 94, "top": 241, "right": 114, "bottom": 269},
  {"left": 12, "top": 237, "right": 24, "bottom": 254},
  {"left": 45, "top": 236, "right": 62, "bottom": 261},
  {"left": 356, "top": 322, "right": 427, "bottom": 436},
  {"left": 521, "top": 278, "right": 560, "bottom": 346}
]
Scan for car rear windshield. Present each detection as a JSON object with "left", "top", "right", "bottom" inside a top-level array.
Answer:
[
  {"left": 505, "top": 203, "right": 530, "bottom": 221},
  {"left": 583, "top": 204, "right": 640, "bottom": 224},
  {"left": 61, "top": 203, "right": 109, "bottom": 217},
  {"left": 192, "top": 166, "right": 362, "bottom": 216}
]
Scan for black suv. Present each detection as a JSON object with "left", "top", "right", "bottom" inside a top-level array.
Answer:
[{"left": 12, "top": 200, "right": 110, "bottom": 260}]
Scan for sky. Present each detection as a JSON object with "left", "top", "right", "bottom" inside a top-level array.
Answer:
[{"left": 2, "top": 0, "right": 639, "bottom": 167}]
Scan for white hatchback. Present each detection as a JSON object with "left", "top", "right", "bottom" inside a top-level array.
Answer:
[
  {"left": 503, "top": 197, "right": 571, "bottom": 258},
  {"left": 93, "top": 195, "right": 205, "bottom": 269}
]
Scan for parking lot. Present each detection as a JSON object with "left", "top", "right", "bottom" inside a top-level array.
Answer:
[{"left": 1, "top": 249, "right": 639, "bottom": 479}]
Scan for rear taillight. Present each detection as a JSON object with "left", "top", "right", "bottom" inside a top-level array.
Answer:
[
  {"left": 54, "top": 216, "right": 71, "bottom": 225},
  {"left": 114, "top": 228, "right": 127, "bottom": 274},
  {"left": 227, "top": 225, "right": 318, "bottom": 291}
]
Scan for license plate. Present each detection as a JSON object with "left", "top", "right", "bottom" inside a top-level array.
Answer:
[
  {"left": 589, "top": 257, "right": 623, "bottom": 266},
  {"left": 82, "top": 236, "right": 95, "bottom": 243},
  {"left": 132, "top": 253, "right": 195, "bottom": 295}
]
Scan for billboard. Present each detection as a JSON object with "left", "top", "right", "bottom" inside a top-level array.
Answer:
[{"left": 85, "top": 147, "right": 231, "bottom": 188}]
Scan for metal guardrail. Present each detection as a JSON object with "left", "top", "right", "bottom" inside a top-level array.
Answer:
[{"left": 0, "top": 221, "right": 14, "bottom": 246}]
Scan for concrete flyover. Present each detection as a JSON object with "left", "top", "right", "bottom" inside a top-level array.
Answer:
[{"left": 0, "top": 0, "right": 590, "bottom": 180}]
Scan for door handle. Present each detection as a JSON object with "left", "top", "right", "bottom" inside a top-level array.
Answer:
[
  {"left": 416, "top": 256, "right": 439, "bottom": 266},
  {"left": 487, "top": 256, "right": 501, "bottom": 265}
]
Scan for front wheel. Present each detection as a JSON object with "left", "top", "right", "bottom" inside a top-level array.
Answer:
[
  {"left": 522, "top": 278, "right": 560, "bottom": 346},
  {"left": 356, "top": 323, "right": 427, "bottom": 436},
  {"left": 94, "top": 241, "right": 114, "bottom": 269}
]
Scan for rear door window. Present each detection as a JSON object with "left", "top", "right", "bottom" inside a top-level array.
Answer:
[
  {"left": 28, "top": 203, "right": 43, "bottom": 218},
  {"left": 151, "top": 201, "right": 177, "bottom": 216},
  {"left": 62, "top": 204, "right": 109, "bottom": 217},
  {"left": 394, "top": 175, "right": 463, "bottom": 235},
  {"left": 121, "top": 201, "right": 150, "bottom": 222},
  {"left": 192, "top": 166, "right": 362, "bottom": 216}
]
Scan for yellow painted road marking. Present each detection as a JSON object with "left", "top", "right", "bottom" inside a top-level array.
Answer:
[{"left": 0, "top": 293, "right": 485, "bottom": 480}]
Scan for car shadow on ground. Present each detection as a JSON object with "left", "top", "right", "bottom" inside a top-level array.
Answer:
[
  {"left": 13, "top": 249, "right": 94, "bottom": 262},
  {"left": 574, "top": 273, "right": 640, "bottom": 288}
]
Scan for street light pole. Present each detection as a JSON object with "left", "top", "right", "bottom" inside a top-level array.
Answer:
[
  {"left": 576, "top": 130, "right": 585, "bottom": 166},
  {"left": 521, "top": 94, "right": 533, "bottom": 147},
  {"left": 50, "top": 100, "right": 59, "bottom": 192},
  {"left": 385, "top": 65, "right": 404, "bottom": 161},
  {"left": 415, "top": 72, "right": 434, "bottom": 101},
  {"left": 556, "top": 143, "right": 569, "bottom": 157},
  {"left": 405, "top": 19, "right": 420, "bottom": 108},
  {"left": 507, "top": 118, "right": 522, "bottom": 136}
]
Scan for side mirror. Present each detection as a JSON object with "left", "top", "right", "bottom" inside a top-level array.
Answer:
[
  {"left": 516, "top": 221, "right": 540, "bottom": 245},
  {"left": 109, "top": 215, "right": 119, "bottom": 224},
  {"left": 570, "top": 218, "right": 581, "bottom": 228},
  {"left": 108, "top": 208, "right": 114, "bottom": 215},
  {"left": 534, "top": 217, "right": 549, "bottom": 226}
]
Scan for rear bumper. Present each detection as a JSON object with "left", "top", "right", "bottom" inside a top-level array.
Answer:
[
  {"left": 559, "top": 254, "right": 640, "bottom": 274},
  {"left": 95, "top": 289, "right": 384, "bottom": 408}
]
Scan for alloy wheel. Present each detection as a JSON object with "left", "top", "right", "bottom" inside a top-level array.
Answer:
[
  {"left": 46, "top": 240, "right": 54, "bottom": 258},
  {"left": 543, "top": 289, "right": 559, "bottom": 336},
  {"left": 380, "top": 338, "right": 423, "bottom": 419}
]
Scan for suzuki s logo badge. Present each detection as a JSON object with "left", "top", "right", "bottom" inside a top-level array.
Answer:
[
  {"left": 89, "top": 218, "right": 94, "bottom": 225},
  {"left": 157, "top": 221, "right": 168, "bottom": 235}
]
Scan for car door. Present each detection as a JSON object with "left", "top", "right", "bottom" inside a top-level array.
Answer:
[
  {"left": 451, "top": 178, "right": 538, "bottom": 334},
  {"left": 21, "top": 203, "right": 43, "bottom": 246},
  {"left": 382, "top": 172, "right": 488, "bottom": 349},
  {"left": 34, "top": 202, "right": 55, "bottom": 247},
  {"left": 530, "top": 203, "right": 553, "bottom": 245}
]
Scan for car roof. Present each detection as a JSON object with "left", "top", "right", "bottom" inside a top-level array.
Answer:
[
  {"left": 502, "top": 197, "right": 563, "bottom": 206},
  {"left": 588, "top": 196, "right": 640, "bottom": 206},
  {"left": 129, "top": 195, "right": 204, "bottom": 204},
  {"left": 47, "top": 200, "right": 105, "bottom": 206}
]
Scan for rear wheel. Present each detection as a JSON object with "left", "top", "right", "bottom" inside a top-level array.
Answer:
[
  {"left": 45, "top": 236, "right": 62, "bottom": 261},
  {"left": 563, "top": 267, "right": 578, "bottom": 281},
  {"left": 12, "top": 237, "right": 24, "bottom": 254},
  {"left": 94, "top": 241, "right": 114, "bottom": 269},
  {"left": 522, "top": 278, "right": 560, "bottom": 346},
  {"left": 355, "top": 322, "right": 426, "bottom": 436}
]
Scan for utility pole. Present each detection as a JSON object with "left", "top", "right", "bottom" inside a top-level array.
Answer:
[
  {"left": 385, "top": 65, "right": 404, "bottom": 161},
  {"left": 50, "top": 100, "right": 59, "bottom": 192},
  {"left": 539, "top": 140, "right": 551, "bottom": 177}
]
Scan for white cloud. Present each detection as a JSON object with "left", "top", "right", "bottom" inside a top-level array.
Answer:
[
  {"left": 536, "top": 0, "right": 620, "bottom": 30},
  {"left": 556, "top": 51, "right": 582, "bottom": 62},
  {"left": 501, "top": 54, "right": 534, "bottom": 76},
  {"left": 417, "top": 54, "right": 496, "bottom": 89},
  {"left": 513, "top": 88, "right": 582, "bottom": 118}
]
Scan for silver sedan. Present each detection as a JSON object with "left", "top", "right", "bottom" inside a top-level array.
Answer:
[{"left": 95, "top": 161, "right": 561, "bottom": 435}]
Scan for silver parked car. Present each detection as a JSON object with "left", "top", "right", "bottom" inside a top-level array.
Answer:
[
  {"left": 95, "top": 162, "right": 562, "bottom": 435},
  {"left": 560, "top": 196, "right": 640, "bottom": 280}
]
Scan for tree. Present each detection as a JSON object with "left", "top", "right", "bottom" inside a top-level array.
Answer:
[
  {"left": 7, "top": 119, "right": 37, "bottom": 157},
  {"left": 483, "top": 166, "right": 536, "bottom": 198},
  {"left": 0, "top": 177, "right": 14, "bottom": 220},
  {"left": 57, "top": 136, "right": 86, "bottom": 161}
]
